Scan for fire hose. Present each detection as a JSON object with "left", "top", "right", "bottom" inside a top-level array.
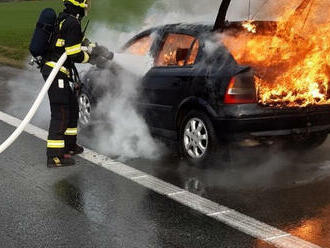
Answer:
[{"left": 0, "top": 52, "right": 68, "bottom": 154}]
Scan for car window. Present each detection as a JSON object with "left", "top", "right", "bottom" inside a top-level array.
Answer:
[
  {"left": 156, "top": 33, "right": 199, "bottom": 67},
  {"left": 126, "top": 36, "right": 152, "bottom": 56}
]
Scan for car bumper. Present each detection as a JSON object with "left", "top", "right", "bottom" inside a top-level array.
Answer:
[{"left": 213, "top": 105, "right": 330, "bottom": 140}]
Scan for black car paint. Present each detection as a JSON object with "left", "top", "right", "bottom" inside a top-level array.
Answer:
[
  {"left": 137, "top": 25, "right": 247, "bottom": 134},
  {"left": 81, "top": 23, "right": 330, "bottom": 143}
]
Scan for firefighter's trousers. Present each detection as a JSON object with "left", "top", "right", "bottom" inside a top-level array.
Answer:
[{"left": 42, "top": 65, "right": 79, "bottom": 158}]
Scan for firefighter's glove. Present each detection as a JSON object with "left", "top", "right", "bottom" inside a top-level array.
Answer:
[
  {"left": 82, "top": 38, "right": 96, "bottom": 54},
  {"left": 82, "top": 38, "right": 92, "bottom": 47}
]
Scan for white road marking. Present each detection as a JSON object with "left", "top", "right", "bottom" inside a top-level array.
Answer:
[
  {"left": 207, "top": 210, "right": 231, "bottom": 216},
  {"left": 167, "top": 191, "right": 185, "bottom": 196},
  {"left": 264, "top": 234, "right": 291, "bottom": 241},
  {"left": 131, "top": 175, "right": 148, "bottom": 180},
  {"left": 0, "top": 111, "right": 321, "bottom": 248}
]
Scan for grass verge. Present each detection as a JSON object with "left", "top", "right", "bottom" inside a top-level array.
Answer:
[
  {"left": 0, "top": 0, "right": 60, "bottom": 67},
  {"left": 0, "top": 0, "right": 154, "bottom": 68}
]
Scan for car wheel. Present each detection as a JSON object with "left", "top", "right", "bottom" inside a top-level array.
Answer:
[
  {"left": 180, "top": 110, "right": 219, "bottom": 163},
  {"left": 78, "top": 90, "right": 92, "bottom": 128},
  {"left": 287, "top": 133, "right": 328, "bottom": 150}
]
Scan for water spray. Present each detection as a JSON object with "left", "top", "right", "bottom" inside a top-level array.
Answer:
[{"left": 0, "top": 53, "right": 67, "bottom": 154}]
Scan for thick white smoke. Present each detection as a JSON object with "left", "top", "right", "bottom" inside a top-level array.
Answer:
[
  {"left": 81, "top": 23, "right": 161, "bottom": 161},
  {"left": 143, "top": 0, "right": 305, "bottom": 25},
  {"left": 4, "top": 65, "right": 50, "bottom": 128},
  {"left": 88, "top": 67, "right": 163, "bottom": 160}
]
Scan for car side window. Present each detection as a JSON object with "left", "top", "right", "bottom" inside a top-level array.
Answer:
[
  {"left": 155, "top": 33, "right": 199, "bottom": 67},
  {"left": 126, "top": 36, "right": 152, "bottom": 56}
]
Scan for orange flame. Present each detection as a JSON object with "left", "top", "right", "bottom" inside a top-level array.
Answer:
[
  {"left": 127, "top": 36, "right": 152, "bottom": 56},
  {"left": 222, "top": 0, "right": 330, "bottom": 107},
  {"left": 242, "top": 20, "right": 257, "bottom": 33}
]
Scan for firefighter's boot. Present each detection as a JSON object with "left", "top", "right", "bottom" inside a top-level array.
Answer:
[
  {"left": 47, "top": 154, "right": 75, "bottom": 168},
  {"left": 67, "top": 144, "right": 84, "bottom": 156}
]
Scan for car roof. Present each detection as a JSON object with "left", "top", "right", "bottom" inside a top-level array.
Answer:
[
  {"left": 158, "top": 23, "right": 213, "bottom": 33},
  {"left": 124, "top": 20, "right": 278, "bottom": 49},
  {"left": 129, "top": 21, "right": 278, "bottom": 41},
  {"left": 123, "top": 23, "right": 213, "bottom": 50},
  {"left": 129, "top": 23, "right": 213, "bottom": 41}
]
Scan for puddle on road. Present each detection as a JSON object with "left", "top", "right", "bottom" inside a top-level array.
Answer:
[
  {"left": 285, "top": 204, "right": 330, "bottom": 248},
  {"left": 54, "top": 179, "right": 84, "bottom": 212},
  {"left": 135, "top": 144, "right": 330, "bottom": 198},
  {"left": 318, "top": 161, "right": 330, "bottom": 171},
  {"left": 292, "top": 160, "right": 330, "bottom": 186}
]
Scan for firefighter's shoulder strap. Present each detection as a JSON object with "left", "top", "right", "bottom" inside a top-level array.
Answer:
[{"left": 51, "top": 15, "right": 66, "bottom": 47}]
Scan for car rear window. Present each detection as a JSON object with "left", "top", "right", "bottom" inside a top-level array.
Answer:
[
  {"left": 156, "top": 33, "right": 199, "bottom": 67},
  {"left": 126, "top": 36, "right": 153, "bottom": 56}
]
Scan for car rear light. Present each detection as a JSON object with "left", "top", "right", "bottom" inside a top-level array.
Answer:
[{"left": 224, "top": 74, "right": 257, "bottom": 104}]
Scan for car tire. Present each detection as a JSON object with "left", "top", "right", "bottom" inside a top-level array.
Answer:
[
  {"left": 179, "top": 110, "right": 220, "bottom": 164},
  {"left": 286, "top": 133, "right": 328, "bottom": 150},
  {"left": 78, "top": 89, "right": 93, "bottom": 129}
]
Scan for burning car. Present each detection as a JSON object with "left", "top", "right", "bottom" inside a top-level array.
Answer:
[{"left": 79, "top": 0, "right": 330, "bottom": 161}]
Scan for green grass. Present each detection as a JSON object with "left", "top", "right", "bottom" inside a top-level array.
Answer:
[
  {"left": 0, "top": 0, "right": 59, "bottom": 67},
  {"left": 0, "top": 0, "right": 154, "bottom": 67}
]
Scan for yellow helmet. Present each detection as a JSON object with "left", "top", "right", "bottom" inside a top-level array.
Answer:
[{"left": 63, "top": 0, "right": 91, "bottom": 15}]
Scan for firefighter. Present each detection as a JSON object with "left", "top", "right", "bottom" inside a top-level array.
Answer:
[{"left": 41, "top": 0, "right": 96, "bottom": 168}]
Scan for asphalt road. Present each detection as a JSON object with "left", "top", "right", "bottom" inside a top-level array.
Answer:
[{"left": 1, "top": 66, "right": 330, "bottom": 247}]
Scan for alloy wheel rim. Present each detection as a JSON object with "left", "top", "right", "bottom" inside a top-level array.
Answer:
[
  {"left": 79, "top": 93, "right": 91, "bottom": 126},
  {"left": 183, "top": 118, "right": 208, "bottom": 159}
]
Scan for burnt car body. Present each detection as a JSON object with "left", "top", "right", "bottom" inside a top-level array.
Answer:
[{"left": 79, "top": 0, "right": 330, "bottom": 161}]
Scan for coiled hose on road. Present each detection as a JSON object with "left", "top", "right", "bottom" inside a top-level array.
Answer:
[{"left": 0, "top": 53, "right": 67, "bottom": 154}]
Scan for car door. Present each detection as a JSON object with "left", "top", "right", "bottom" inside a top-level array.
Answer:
[{"left": 140, "top": 33, "right": 200, "bottom": 133}]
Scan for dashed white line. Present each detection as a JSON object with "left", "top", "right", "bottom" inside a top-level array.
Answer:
[
  {"left": 167, "top": 191, "right": 185, "bottom": 196},
  {"left": 0, "top": 111, "right": 322, "bottom": 248},
  {"left": 131, "top": 175, "right": 148, "bottom": 180},
  {"left": 207, "top": 210, "right": 231, "bottom": 216},
  {"left": 264, "top": 234, "right": 291, "bottom": 241}
]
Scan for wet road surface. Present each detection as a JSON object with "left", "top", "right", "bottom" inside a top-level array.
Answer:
[
  {"left": 0, "top": 120, "right": 273, "bottom": 248},
  {"left": 1, "top": 66, "right": 330, "bottom": 247}
]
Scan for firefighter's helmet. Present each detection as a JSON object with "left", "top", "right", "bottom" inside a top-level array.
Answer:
[{"left": 63, "top": 0, "right": 91, "bottom": 15}]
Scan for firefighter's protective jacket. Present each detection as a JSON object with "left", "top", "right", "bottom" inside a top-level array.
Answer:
[{"left": 44, "top": 10, "right": 89, "bottom": 76}]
